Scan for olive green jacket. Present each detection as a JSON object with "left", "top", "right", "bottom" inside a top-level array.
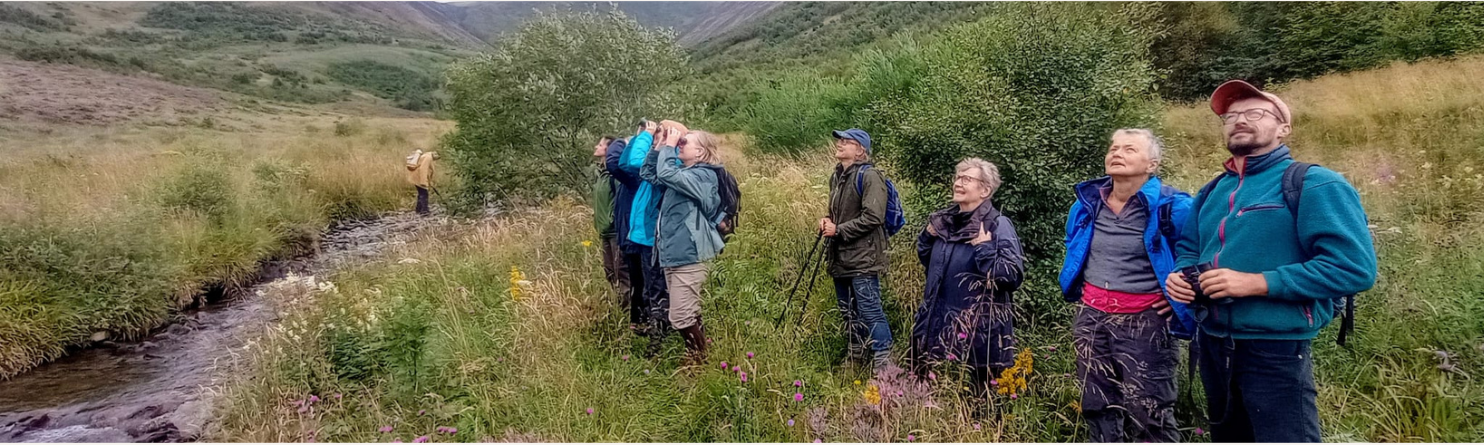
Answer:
[{"left": 826, "top": 162, "right": 889, "bottom": 277}]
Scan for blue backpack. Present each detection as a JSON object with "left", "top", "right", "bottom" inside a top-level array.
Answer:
[{"left": 855, "top": 165, "right": 907, "bottom": 236}]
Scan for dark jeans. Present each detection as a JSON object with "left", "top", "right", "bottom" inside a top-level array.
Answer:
[
  {"left": 1199, "top": 334, "right": 1321, "bottom": 443},
  {"left": 415, "top": 186, "right": 430, "bottom": 215},
  {"left": 833, "top": 275, "right": 893, "bottom": 353},
  {"left": 1074, "top": 307, "right": 1180, "bottom": 443},
  {"left": 622, "top": 252, "right": 649, "bottom": 326},
  {"left": 639, "top": 248, "right": 670, "bottom": 336}
]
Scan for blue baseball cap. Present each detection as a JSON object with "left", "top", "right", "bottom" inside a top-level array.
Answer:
[{"left": 832, "top": 129, "right": 872, "bottom": 154}]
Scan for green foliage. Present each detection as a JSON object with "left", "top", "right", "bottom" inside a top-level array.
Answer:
[
  {"left": 0, "top": 4, "right": 69, "bottom": 32},
  {"left": 324, "top": 60, "right": 441, "bottom": 111},
  {"left": 15, "top": 44, "right": 121, "bottom": 68},
  {"left": 1151, "top": 1, "right": 1484, "bottom": 100},
  {"left": 159, "top": 162, "right": 235, "bottom": 224},
  {"left": 443, "top": 9, "right": 689, "bottom": 206},
  {"left": 729, "top": 73, "right": 851, "bottom": 156},
  {"left": 863, "top": 4, "right": 1161, "bottom": 317}
]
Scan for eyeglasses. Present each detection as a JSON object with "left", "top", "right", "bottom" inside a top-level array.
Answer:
[
  {"left": 954, "top": 174, "right": 986, "bottom": 186},
  {"left": 1220, "top": 108, "right": 1284, "bottom": 124}
]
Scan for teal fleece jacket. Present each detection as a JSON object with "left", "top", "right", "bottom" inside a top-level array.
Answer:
[{"left": 1174, "top": 145, "right": 1377, "bottom": 340}]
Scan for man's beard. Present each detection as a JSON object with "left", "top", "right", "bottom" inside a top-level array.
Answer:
[{"left": 1226, "top": 132, "right": 1268, "bottom": 157}]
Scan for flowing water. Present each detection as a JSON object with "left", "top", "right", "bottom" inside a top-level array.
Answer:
[{"left": 0, "top": 212, "right": 438, "bottom": 442}]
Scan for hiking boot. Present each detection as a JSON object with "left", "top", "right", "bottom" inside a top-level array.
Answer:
[
  {"left": 679, "top": 323, "right": 708, "bottom": 366},
  {"left": 645, "top": 325, "right": 668, "bottom": 358},
  {"left": 871, "top": 350, "right": 895, "bottom": 375}
]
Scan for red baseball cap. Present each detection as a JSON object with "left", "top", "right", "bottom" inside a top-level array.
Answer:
[{"left": 1210, "top": 80, "right": 1291, "bottom": 124}]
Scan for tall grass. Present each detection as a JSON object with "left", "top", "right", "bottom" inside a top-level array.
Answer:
[
  {"left": 215, "top": 56, "right": 1484, "bottom": 441},
  {"left": 0, "top": 117, "right": 448, "bottom": 379}
]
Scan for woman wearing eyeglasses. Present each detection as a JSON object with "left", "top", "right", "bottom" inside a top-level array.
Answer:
[
  {"left": 911, "top": 158, "right": 1025, "bottom": 400},
  {"left": 640, "top": 125, "right": 727, "bottom": 365}
]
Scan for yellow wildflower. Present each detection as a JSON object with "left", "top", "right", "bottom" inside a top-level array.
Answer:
[
  {"left": 582, "top": 240, "right": 593, "bottom": 247},
  {"left": 996, "top": 349, "right": 1034, "bottom": 396},
  {"left": 853, "top": 380, "right": 862, "bottom": 386},
  {"left": 509, "top": 266, "right": 527, "bottom": 301},
  {"left": 863, "top": 384, "right": 881, "bottom": 405}
]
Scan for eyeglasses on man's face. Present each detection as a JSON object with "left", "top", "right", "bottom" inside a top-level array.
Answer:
[{"left": 1220, "top": 108, "right": 1284, "bottom": 125}]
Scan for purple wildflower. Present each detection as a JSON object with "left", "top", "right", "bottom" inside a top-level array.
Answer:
[
  {"left": 787, "top": 419, "right": 795, "bottom": 427},
  {"left": 947, "top": 353, "right": 957, "bottom": 361},
  {"left": 794, "top": 393, "right": 804, "bottom": 402},
  {"left": 1010, "top": 393, "right": 1019, "bottom": 399},
  {"left": 379, "top": 426, "right": 394, "bottom": 433},
  {"left": 622, "top": 355, "right": 630, "bottom": 361},
  {"left": 1048, "top": 345, "right": 1057, "bottom": 352},
  {"left": 813, "top": 440, "right": 822, "bottom": 443},
  {"left": 1194, "top": 428, "right": 1206, "bottom": 435},
  {"left": 927, "top": 372, "right": 937, "bottom": 381},
  {"left": 732, "top": 365, "right": 741, "bottom": 372},
  {"left": 740, "top": 371, "right": 748, "bottom": 382},
  {"left": 334, "top": 393, "right": 342, "bottom": 400},
  {"left": 720, "top": 361, "right": 728, "bottom": 370},
  {"left": 794, "top": 380, "right": 803, "bottom": 387},
  {"left": 309, "top": 395, "right": 320, "bottom": 403},
  {"left": 586, "top": 407, "right": 594, "bottom": 415},
  {"left": 990, "top": 379, "right": 999, "bottom": 386},
  {"left": 418, "top": 410, "right": 426, "bottom": 416},
  {"left": 908, "top": 434, "right": 916, "bottom": 441},
  {"left": 413, "top": 436, "right": 429, "bottom": 443},
  {"left": 957, "top": 332, "right": 967, "bottom": 340},
  {"left": 973, "top": 423, "right": 981, "bottom": 431},
  {"left": 746, "top": 352, "right": 755, "bottom": 359}
]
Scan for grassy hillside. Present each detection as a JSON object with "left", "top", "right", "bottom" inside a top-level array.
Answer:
[
  {"left": 212, "top": 57, "right": 1483, "bottom": 441},
  {"left": 0, "top": 2, "right": 474, "bottom": 111},
  {"left": 443, "top": 1, "right": 779, "bottom": 46},
  {"left": 0, "top": 112, "right": 450, "bottom": 379}
]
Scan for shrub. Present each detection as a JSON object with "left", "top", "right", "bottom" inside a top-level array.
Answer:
[
  {"left": 443, "top": 9, "right": 689, "bottom": 207},
  {"left": 334, "top": 119, "right": 366, "bottom": 137},
  {"left": 730, "top": 73, "right": 852, "bottom": 156},
  {"left": 864, "top": 3, "right": 1161, "bottom": 318},
  {"left": 159, "top": 162, "right": 235, "bottom": 224},
  {"left": 324, "top": 60, "right": 440, "bottom": 111}
]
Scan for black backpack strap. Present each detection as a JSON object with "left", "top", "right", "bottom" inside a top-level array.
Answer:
[
  {"left": 1155, "top": 185, "right": 1179, "bottom": 254},
  {"left": 1282, "top": 162, "right": 1315, "bottom": 213},
  {"left": 1282, "top": 161, "right": 1356, "bottom": 347}
]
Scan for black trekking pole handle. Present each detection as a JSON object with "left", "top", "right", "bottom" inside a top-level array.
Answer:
[{"left": 776, "top": 230, "right": 824, "bottom": 327}]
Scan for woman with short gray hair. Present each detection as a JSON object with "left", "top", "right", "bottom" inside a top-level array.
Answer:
[
  {"left": 1058, "top": 128, "right": 1193, "bottom": 442},
  {"left": 912, "top": 157, "right": 1024, "bottom": 400}
]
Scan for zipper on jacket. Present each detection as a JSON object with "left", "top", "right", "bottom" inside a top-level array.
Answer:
[
  {"left": 1213, "top": 160, "right": 1248, "bottom": 268},
  {"left": 1236, "top": 203, "right": 1284, "bottom": 217}
]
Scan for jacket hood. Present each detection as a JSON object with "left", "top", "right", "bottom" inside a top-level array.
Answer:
[{"left": 1073, "top": 175, "right": 1166, "bottom": 211}]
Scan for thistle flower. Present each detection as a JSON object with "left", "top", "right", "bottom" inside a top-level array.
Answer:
[
  {"left": 1194, "top": 428, "right": 1205, "bottom": 435},
  {"left": 908, "top": 434, "right": 916, "bottom": 441},
  {"left": 973, "top": 423, "right": 981, "bottom": 431},
  {"left": 740, "top": 371, "right": 748, "bottom": 382},
  {"left": 622, "top": 355, "right": 630, "bottom": 361},
  {"left": 732, "top": 365, "right": 741, "bottom": 372},
  {"left": 746, "top": 352, "right": 755, "bottom": 359},
  {"left": 413, "top": 436, "right": 429, "bottom": 443},
  {"left": 794, "top": 393, "right": 804, "bottom": 402},
  {"left": 946, "top": 353, "right": 957, "bottom": 361},
  {"left": 720, "top": 361, "right": 728, "bottom": 369},
  {"left": 309, "top": 395, "right": 320, "bottom": 403},
  {"left": 957, "top": 332, "right": 967, "bottom": 340},
  {"left": 586, "top": 408, "right": 594, "bottom": 415},
  {"left": 794, "top": 380, "right": 803, "bottom": 387},
  {"left": 379, "top": 426, "right": 394, "bottom": 433},
  {"left": 1010, "top": 394, "right": 1019, "bottom": 399}
]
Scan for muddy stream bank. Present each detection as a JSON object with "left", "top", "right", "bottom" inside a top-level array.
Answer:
[{"left": 0, "top": 212, "right": 445, "bottom": 442}]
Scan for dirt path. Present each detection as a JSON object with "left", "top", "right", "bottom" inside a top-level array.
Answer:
[{"left": 0, "top": 211, "right": 445, "bottom": 442}]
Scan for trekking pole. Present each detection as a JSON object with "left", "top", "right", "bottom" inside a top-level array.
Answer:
[
  {"left": 790, "top": 238, "right": 831, "bottom": 340},
  {"left": 776, "top": 230, "right": 824, "bottom": 327}
]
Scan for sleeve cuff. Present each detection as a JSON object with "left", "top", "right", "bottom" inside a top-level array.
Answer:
[{"left": 1262, "top": 270, "right": 1289, "bottom": 299}]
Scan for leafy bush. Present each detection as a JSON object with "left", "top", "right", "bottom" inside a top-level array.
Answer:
[
  {"left": 863, "top": 3, "right": 1161, "bottom": 317},
  {"left": 443, "top": 10, "right": 689, "bottom": 207},
  {"left": 729, "top": 73, "right": 852, "bottom": 156},
  {"left": 159, "top": 162, "right": 235, "bottom": 224},
  {"left": 0, "top": 4, "right": 68, "bottom": 32},
  {"left": 15, "top": 45, "right": 120, "bottom": 68},
  {"left": 324, "top": 60, "right": 441, "bottom": 111}
]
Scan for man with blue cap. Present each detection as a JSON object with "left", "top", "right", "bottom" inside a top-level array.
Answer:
[{"left": 820, "top": 128, "right": 896, "bottom": 374}]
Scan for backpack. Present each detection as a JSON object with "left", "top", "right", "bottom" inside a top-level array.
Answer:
[
  {"left": 855, "top": 165, "right": 907, "bottom": 237},
  {"left": 1152, "top": 184, "right": 1197, "bottom": 340},
  {"left": 707, "top": 165, "right": 742, "bottom": 240},
  {"left": 405, "top": 149, "right": 422, "bottom": 171},
  {"left": 1189, "top": 161, "right": 1357, "bottom": 346}
]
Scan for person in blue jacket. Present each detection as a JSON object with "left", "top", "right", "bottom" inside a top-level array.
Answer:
[
  {"left": 1060, "top": 129, "right": 1193, "bottom": 442},
  {"left": 1166, "top": 80, "right": 1376, "bottom": 442},
  {"left": 621, "top": 119, "right": 682, "bottom": 357}
]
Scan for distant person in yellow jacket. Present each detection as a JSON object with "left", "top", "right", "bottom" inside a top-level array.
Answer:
[{"left": 406, "top": 149, "right": 439, "bottom": 216}]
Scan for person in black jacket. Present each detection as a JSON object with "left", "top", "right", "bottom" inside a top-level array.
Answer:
[{"left": 605, "top": 125, "right": 648, "bottom": 331}]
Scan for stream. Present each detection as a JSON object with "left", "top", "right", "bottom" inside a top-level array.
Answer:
[{"left": 0, "top": 212, "right": 437, "bottom": 442}]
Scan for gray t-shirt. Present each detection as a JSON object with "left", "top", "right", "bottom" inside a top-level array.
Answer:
[{"left": 1082, "top": 194, "right": 1161, "bottom": 294}]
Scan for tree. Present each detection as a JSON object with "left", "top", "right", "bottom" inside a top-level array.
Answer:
[
  {"left": 862, "top": 3, "right": 1161, "bottom": 318},
  {"left": 442, "top": 9, "right": 689, "bottom": 206}
]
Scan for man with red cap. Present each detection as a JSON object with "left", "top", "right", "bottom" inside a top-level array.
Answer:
[{"left": 1164, "top": 80, "right": 1377, "bottom": 442}]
